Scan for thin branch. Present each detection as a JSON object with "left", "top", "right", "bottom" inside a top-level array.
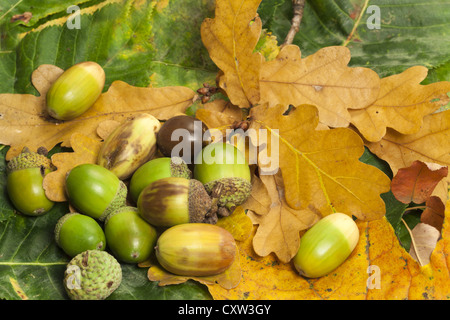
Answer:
[{"left": 283, "top": 0, "right": 306, "bottom": 46}]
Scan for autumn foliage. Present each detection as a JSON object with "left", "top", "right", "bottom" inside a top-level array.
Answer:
[{"left": 0, "top": 0, "right": 449, "bottom": 300}]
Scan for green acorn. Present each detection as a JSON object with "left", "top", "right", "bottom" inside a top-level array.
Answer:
[
  {"left": 55, "top": 213, "right": 106, "bottom": 257},
  {"left": 129, "top": 157, "right": 191, "bottom": 203},
  {"left": 137, "top": 177, "right": 216, "bottom": 227},
  {"left": 293, "top": 213, "right": 360, "bottom": 278},
  {"left": 46, "top": 61, "right": 105, "bottom": 121},
  {"left": 6, "top": 147, "right": 55, "bottom": 216},
  {"left": 104, "top": 206, "right": 157, "bottom": 263},
  {"left": 194, "top": 142, "right": 252, "bottom": 216},
  {"left": 65, "top": 164, "right": 127, "bottom": 221}
]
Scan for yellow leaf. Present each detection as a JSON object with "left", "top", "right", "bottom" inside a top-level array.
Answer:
[
  {"left": 43, "top": 133, "right": 102, "bottom": 202},
  {"left": 350, "top": 66, "right": 450, "bottom": 142},
  {"left": 365, "top": 110, "right": 450, "bottom": 204},
  {"left": 0, "top": 64, "right": 195, "bottom": 161},
  {"left": 248, "top": 172, "right": 320, "bottom": 263},
  {"left": 201, "top": 0, "right": 262, "bottom": 108},
  {"left": 259, "top": 45, "right": 380, "bottom": 128},
  {"left": 249, "top": 103, "right": 391, "bottom": 220},
  {"left": 216, "top": 206, "right": 253, "bottom": 242}
]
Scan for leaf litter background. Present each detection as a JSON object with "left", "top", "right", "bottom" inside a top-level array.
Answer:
[{"left": 0, "top": 0, "right": 449, "bottom": 300}]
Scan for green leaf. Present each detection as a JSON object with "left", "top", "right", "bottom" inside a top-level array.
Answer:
[
  {"left": 259, "top": 0, "right": 450, "bottom": 80},
  {"left": 0, "top": 0, "right": 217, "bottom": 94}
]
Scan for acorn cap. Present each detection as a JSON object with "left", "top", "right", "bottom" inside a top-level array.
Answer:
[
  {"left": 188, "top": 179, "right": 213, "bottom": 223},
  {"left": 7, "top": 147, "right": 54, "bottom": 174},
  {"left": 170, "top": 156, "right": 192, "bottom": 179},
  {"left": 101, "top": 180, "right": 128, "bottom": 221},
  {"left": 204, "top": 177, "right": 252, "bottom": 215}
]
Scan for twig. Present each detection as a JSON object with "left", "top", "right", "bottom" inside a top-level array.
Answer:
[{"left": 283, "top": 0, "right": 306, "bottom": 46}]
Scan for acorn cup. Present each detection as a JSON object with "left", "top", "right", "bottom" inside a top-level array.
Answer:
[
  {"left": 194, "top": 142, "right": 252, "bottom": 216},
  {"left": 46, "top": 61, "right": 105, "bottom": 121},
  {"left": 65, "top": 164, "right": 127, "bottom": 222},
  {"left": 6, "top": 147, "right": 55, "bottom": 216}
]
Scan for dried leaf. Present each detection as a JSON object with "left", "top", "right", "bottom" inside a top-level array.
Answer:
[
  {"left": 249, "top": 103, "right": 391, "bottom": 220},
  {"left": 240, "top": 171, "right": 271, "bottom": 216},
  {"left": 409, "top": 223, "right": 441, "bottom": 266},
  {"left": 366, "top": 110, "right": 450, "bottom": 204},
  {"left": 0, "top": 64, "right": 196, "bottom": 160},
  {"left": 248, "top": 172, "right": 320, "bottom": 263},
  {"left": 259, "top": 45, "right": 380, "bottom": 128},
  {"left": 208, "top": 209, "right": 450, "bottom": 300},
  {"left": 421, "top": 196, "right": 445, "bottom": 232},
  {"left": 195, "top": 99, "right": 244, "bottom": 136},
  {"left": 43, "top": 133, "right": 102, "bottom": 202},
  {"left": 350, "top": 66, "right": 450, "bottom": 142},
  {"left": 391, "top": 160, "right": 448, "bottom": 204},
  {"left": 201, "top": 0, "right": 262, "bottom": 108}
]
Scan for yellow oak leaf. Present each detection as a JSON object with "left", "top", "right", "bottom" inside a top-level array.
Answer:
[
  {"left": 259, "top": 45, "right": 380, "bottom": 128},
  {"left": 365, "top": 110, "right": 450, "bottom": 204},
  {"left": 208, "top": 199, "right": 450, "bottom": 300},
  {"left": 249, "top": 103, "right": 391, "bottom": 220},
  {"left": 0, "top": 64, "right": 196, "bottom": 161},
  {"left": 201, "top": 0, "right": 262, "bottom": 108},
  {"left": 216, "top": 206, "right": 253, "bottom": 242},
  {"left": 350, "top": 66, "right": 450, "bottom": 142},
  {"left": 42, "top": 133, "right": 102, "bottom": 202},
  {"left": 247, "top": 172, "right": 321, "bottom": 263}
]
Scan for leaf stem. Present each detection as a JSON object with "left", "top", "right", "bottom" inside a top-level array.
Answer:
[
  {"left": 0, "top": 0, "right": 23, "bottom": 21},
  {"left": 342, "top": 0, "right": 370, "bottom": 47},
  {"left": 401, "top": 218, "right": 424, "bottom": 267}
]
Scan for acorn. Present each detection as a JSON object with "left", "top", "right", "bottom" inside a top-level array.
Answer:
[
  {"left": 55, "top": 213, "right": 106, "bottom": 257},
  {"left": 194, "top": 142, "right": 252, "bottom": 216},
  {"left": 156, "top": 115, "right": 210, "bottom": 164},
  {"left": 293, "top": 213, "right": 360, "bottom": 278},
  {"left": 46, "top": 61, "right": 105, "bottom": 121},
  {"left": 97, "top": 113, "right": 161, "bottom": 180},
  {"left": 155, "top": 223, "right": 237, "bottom": 276},
  {"left": 65, "top": 164, "right": 127, "bottom": 221},
  {"left": 104, "top": 206, "right": 157, "bottom": 264},
  {"left": 129, "top": 157, "right": 191, "bottom": 203},
  {"left": 137, "top": 177, "right": 218, "bottom": 227},
  {"left": 6, "top": 147, "right": 55, "bottom": 216}
]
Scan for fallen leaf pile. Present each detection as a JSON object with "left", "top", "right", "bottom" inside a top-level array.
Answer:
[{"left": 1, "top": 0, "right": 449, "bottom": 300}]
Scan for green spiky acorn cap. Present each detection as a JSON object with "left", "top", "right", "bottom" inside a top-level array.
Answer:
[
  {"left": 63, "top": 250, "right": 122, "bottom": 300},
  {"left": 7, "top": 147, "right": 54, "bottom": 174},
  {"left": 194, "top": 142, "right": 252, "bottom": 216}
]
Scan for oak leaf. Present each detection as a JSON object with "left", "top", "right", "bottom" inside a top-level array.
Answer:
[
  {"left": 391, "top": 160, "right": 448, "bottom": 204},
  {"left": 247, "top": 172, "right": 320, "bottom": 263},
  {"left": 42, "top": 133, "right": 102, "bottom": 202},
  {"left": 249, "top": 103, "right": 391, "bottom": 220},
  {"left": 0, "top": 64, "right": 196, "bottom": 161},
  {"left": 350, "top": 66, "right": 450, "bottom": 142},
  {"left": 259, "top": 45, "right": 380, "bottom": 128},
  {"left": 365, "top": 110, "right": 450, "bottom": 204},
  {"left": 409, "top": 222, "right": 441, "bottom": 267},
  {"left": 208, "top": 203, "right": 450, "bottom": 300},
  {"left": 201, "top": 0, "right": 262, "bottom": 108}
]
